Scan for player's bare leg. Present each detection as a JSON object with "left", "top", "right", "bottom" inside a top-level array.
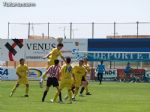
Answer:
[{"left": 10, "top": 83, "right": 19, "bottom": 97}]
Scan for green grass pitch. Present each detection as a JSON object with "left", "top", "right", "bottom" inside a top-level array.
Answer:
[{"left": 0, "top": 81, "right": 150, "bottom": 112}]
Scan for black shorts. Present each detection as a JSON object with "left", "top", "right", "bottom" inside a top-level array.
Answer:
[
  {"left": 81, "top": 76, "right": 86, "bottom": 81},
  {"left": 46, "top": 77, "right": 59, "bottom": 87}
]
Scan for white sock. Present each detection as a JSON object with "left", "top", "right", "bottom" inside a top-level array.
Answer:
[{"left": 40, "top": 78, "right": 43, "bottom": 82}]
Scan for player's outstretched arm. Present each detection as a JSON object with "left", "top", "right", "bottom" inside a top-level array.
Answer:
[
  {"left": 43, "top": 53, "right": 52, "bottom": 59},
  {"left": 60, "top": 55, "right": 66, "bottom": 63}
]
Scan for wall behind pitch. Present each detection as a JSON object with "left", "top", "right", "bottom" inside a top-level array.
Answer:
[
  {"left": 0, "top": 39, "right": 88, "bottom": 61},
  {"left": 0, "top": 66, "right": 45, "bottom": 80},
  {"left": 0, "top": 39, "right": 25, "bottom": 61},
  {"left": 87, "top": 38, "right": 150, "bottom": 61}
]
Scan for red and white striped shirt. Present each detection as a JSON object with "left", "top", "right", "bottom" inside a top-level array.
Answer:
[{"left": 46, "top": 65, "right": 60, "bottom": 78}]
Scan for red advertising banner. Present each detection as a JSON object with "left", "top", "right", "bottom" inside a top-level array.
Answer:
[{"left": 117, "top": 69, "right": 145, "bottom": 80}]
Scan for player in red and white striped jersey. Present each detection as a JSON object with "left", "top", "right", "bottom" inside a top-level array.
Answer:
[{"left": 42, "top": 59, "right": 62, "bottom": 102}]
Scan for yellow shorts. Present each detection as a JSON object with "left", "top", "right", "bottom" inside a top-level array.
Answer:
[
  {"left": 59, "top": 80, "right": 72, "bottom": 90},
  {"left": 17, "top": 78, "right": 29, "bottom": 85},
  {"left": 47, "top": 60, "right": 54, "bottom": 68}
]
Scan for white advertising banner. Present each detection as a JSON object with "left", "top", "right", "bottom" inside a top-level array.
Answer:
[
  {"left": 0, "top": 39, "right": 25, "bottom": 61},
  {"left": 24, "top": 39, "right": 57, "bottom": 61},
  {"left": 24, "top": 39, "right": 87, "bottom": 61},
  {"left": 103, "top": 69, "right": 117, "bottom": 79},
  {"left": 0, "top": 67, "right": 17, "bottom": 80},
  {"left": 95, "top": 69, "right": 117, "bottom": 80},
  {"left": 0, "top": 66, "right": 45, "bottom": 80},
  {"left": 0, "top": 39, "right": 87, "bottom": 61},
  {"left": 0, "top": 40, "right": 3, "bottom": 60}
]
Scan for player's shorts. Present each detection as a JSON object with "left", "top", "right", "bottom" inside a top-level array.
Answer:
[
  {"left": 59, "top": 80, "right": 72, "bottom": 89},
  {"left": 47, "top": 77, "right": 59, "bottom": 87},
  {"left": 81, "top": 76, "right": 86, "bottom": 81},
  {"left": 17, "top": 78, "right": 29, "bottom": 85}
]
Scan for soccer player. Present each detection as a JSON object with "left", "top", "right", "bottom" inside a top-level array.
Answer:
[
  {"left": 42, "top": 59, "right": 62, "bottom": 102},
  {"left": 79, "top": 58, "right": 92, "bottom": 96},
  {"left": 10, "top": 58, "right": 29, "bottom": 97},
  {"left": 96, "top": 60, "right": 105, "bottom": 84},
  {"left": 124, "top": 62, "right": 132, "bottom": 82},
  {"left": 40, "top": 43, "right": 66, "bottom": 88},
  {"left": 52, "top": 57, "right": 73, "bottom": 104},
  {"left": 72, "top": 59, "right": 86, "bottom": 100}
]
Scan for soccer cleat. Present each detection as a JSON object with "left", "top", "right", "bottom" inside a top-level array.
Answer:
[
  {"left": 42, "top": 98, "right": 44, "bottom": 102},
  {"left": 86, "top": 92, "right": 92, "bottom": 95},
  {"left": 72, "top": 97, "right": 76, "bottom": 101},
  {"left": 9, "top": 92, "right": 13, "bottom": 97},
  {"left": 24, "top": 95, "right": 29, "bottom": 97},
  {"left": 79, "top": 94, "right": 84, "bottom": 97},
  {"left": 58, "top": 100, "right": 64, "bottom": 104},
  {"left": 39, "top": 81, "right": 43, "bottom": 88}
]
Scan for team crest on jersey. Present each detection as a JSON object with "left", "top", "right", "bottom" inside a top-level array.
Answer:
[{"left": 65, "top": 66, "right": 72, "bottom": 73}]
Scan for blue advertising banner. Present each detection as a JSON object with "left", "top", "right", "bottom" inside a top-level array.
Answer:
[
  {"left": 88, "top": 38, "right": 150, "bottom": 52},
  {"left": 87, "top": 52, "right": 150, "bottom": 61},
  {"left": 88, "top": 38, "right": 150, "bottom": 61}
]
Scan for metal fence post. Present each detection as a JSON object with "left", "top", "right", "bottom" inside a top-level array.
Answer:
[
  {"left": 28, "top": 22, "right": 30, "bottom": 39},
  {"left": 92, "top": 22, "right": 94, "bottom": 39},
  {"left": 70, "top": 22, "right": 72, "bottom": 39},
  {"left": 114, "top": 22, "right": 116, "bottom": 38},
  {"left": 48, "top": 22, "right": 49, "bottom": 38},
  {"left": 137, "top": 21, "right": 139, "bottom": 38}
]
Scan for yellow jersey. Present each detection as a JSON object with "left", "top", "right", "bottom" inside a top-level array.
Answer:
[
  {"left": 16, "top": 64, "right": 28, "bottom": 78},
  {"left": 48, "top": 48, "right": 62, "bottom": 63},
  {"left": 16, "top": 64, "right": 29, "bottom": 84},
  {"left": 83, "top": 63, "right": 90, "bottom": 73},
  {"left": 72, "top": 65, "right": 86, "bottom": 82},
  {"left": 60, "top": 64, "right": 72, "bottom": 81}
]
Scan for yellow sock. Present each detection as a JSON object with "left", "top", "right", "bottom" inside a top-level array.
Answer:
[
  {"left": 53, "top": 91, "right": 59, "bottom": 102},
  {"left": 11, "top": 86, "right": 17, "bottom": 94},
  {"left": 25, "top": 87, "right": 29, "bottom": 95},
  {"left": 68, "top": 90, "right": 72, "bottom": 101},
  {"left": 85, "top": 86, "right": 88, "bottom": 93},
  {"left": 42, "top": 71, "right": 47, "bottom": 79}
]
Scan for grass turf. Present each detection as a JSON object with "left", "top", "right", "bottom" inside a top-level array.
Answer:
[{"left": 0, "top": 81, "right": 150, "bottom": 112}]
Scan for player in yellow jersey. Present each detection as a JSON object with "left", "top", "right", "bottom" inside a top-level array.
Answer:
[
  {"left": 51, "top": 57, "right": 73, "bottom": 104},
  {"left": 79, "top": 58, "right": 92, "bottom": 96},
  {"left": 10, "top": 58, "right": 29, "bottom": 97},
  {"left": 40, "top": 43, "right": 66, "bottom": 87},
  {"left": 72, "top": 59, "right": 86, "bottom": 100}
]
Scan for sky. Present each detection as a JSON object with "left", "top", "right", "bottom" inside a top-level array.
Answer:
[{"left": 0, "top": 0, "right": 150, "bottom": 39}]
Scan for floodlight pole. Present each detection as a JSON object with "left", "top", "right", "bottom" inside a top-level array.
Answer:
[{"left": 92, "top": 22, "right": 94, "bottom": 39}]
